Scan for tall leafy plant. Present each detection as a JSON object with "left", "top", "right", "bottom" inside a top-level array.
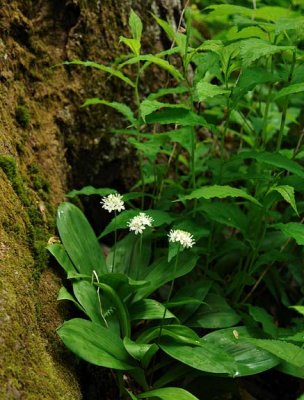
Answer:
[{"left": 49, "top": 3, "right": 304, "bottom": 399}]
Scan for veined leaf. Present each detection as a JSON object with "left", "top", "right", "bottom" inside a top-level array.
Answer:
[
  {"left": 82, "top": 99, "right": 136, "bottom": 125},
  {"left": 268, "top": 185, "right": 298, "bottom": 215},
  {"left": 244, "top": 338, "right": 304, "bottom": 368},
  {"left": 57, "top": 319, "right": 136, "bottom": 370},
  {"left": 138, "top": 387, "right": 199, "bottom": 400},
  {"left": 239, "top": 39, "right": 294, "bottom": 68},
  {"left": 205, "top": 5, "right": 253, "bottom": 18},
  {"left": 129, "top": 299, "right": 175, "bottom": 321},
  {"left": 120, "top": 55, "right": 183, "bottom": 81},
  {"left": 57, "top": 203, "right": 107, "bottom": 275},
  {"left": 129, "top": 9, "right": 143, "bottom": 41},
  {"left": 63, "top": 60, "right": 135, "bottom": 87},
  {"left": 275, "top": 83, "right": 304, "bottom": 101},
  {"left": 123, "top": 337, "right": 157, "bottom": 363},
  {"left": 145, "top": 108, "right": 209, "bottom": 127},
  {"left": 195, "top": 81, "right": 229, "bottom": 102},
  {"left": 247, "top": 305, "right": 278, "bottom": 338},
  {"left": 239, "top": 151, "right": 304, "bottom": 178},
  {"left": 178, "top": 185, "right": 261, "bottom": 206},
  {"left": 57, "top": 287, "right": 85, "bottom": 313},
  {"left": 139, "top": 99, "right": 189, "bottom": 122},
  {"left": 274, "top": 223, "right": 304, "bottom": 246},
  {"left": 275, "top": 17, "right": 304, "bottom": 34},
  {"left": 201, "top": 327, "right": 279, "bottom": 376}
]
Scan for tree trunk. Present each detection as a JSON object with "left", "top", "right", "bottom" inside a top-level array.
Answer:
[{"left": 0, "top": 0, "right": 183, "bottom": 398}]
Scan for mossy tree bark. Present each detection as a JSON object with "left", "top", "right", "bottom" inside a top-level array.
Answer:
[{"left": 0, "top": 0, "right": 183, "bottom": 398}]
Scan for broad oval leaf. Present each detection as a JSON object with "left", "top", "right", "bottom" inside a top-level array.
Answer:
[
  {"left": 57, "top": 318, "right": 136, "bottom": 370},
  {"left": 47, "top": 243, "right": 76, "bottom": 275},
  {"left": 195, "top": 81, "right": 229, "bottom": 102},
  {"left": 129, "top": 299, "right": 176, "bottom": 321},
  {"left": 138, "top": 387, "right": 199, "bottom": 400},
  {"left": 202, "top": 327, "right": 280, "bottom": 376},
  {"left": 57, "top": 203, "right": 107, "bottom": 275}
]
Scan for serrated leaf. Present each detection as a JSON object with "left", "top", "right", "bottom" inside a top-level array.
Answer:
[
  {"left": 239, "top": 39, "right": 294, "bottom": 68},
  {"left": 120, "top": 55, "right": 183, "bottom": 81},
  {"left": 145, "top": 108, "right": 209, "bottom": 127},
  {"left": 66, "top": 186, "right": 115, "bottom": 198},
  {"left": 64, "top": 60, "right": 135, "bottom": 87},
  {"left": 139, "top": 99, "right": 189, "bottom": 122},
  {"left": 239, "top": 151, "right": 304, "bottom": 178},
  {"left": 57, "top": 319, "right": 136, "bottom": 370},
  {"left": 205, "top": 5, "right": 253, "bottom": 18},
  {"left": 269, "top": 185, "right": 298, "bottom": 215},
  {"left": 178, "top": 185, "right": 261, "bottom": 206},
  {"left": 274, "top": 223, "right": 304, "bottom": 246},
  {"left": 244, "top": 338, "right": 304, "bottom": 368},
  {"left": 138, "top": 387, "right": 199, "bottom": 400},
  {"left": 195, "top": 81, "right": 229, "bottom": 102},
  {"left": 129, "top": 9, "right": 143, "bottom": 41},
  {"left": 148, "top": 86, "right": 188, "bottom": 100},
  {"left": 275, "top": 83, "right": 304, "bottom": 101},
  {"left": 82, "top": 99, "right": 136, "bottom": 125}
]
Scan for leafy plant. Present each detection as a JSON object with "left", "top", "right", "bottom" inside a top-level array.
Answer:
[{"left": 50, "top": 3, "right": 304, "bottom": 399}]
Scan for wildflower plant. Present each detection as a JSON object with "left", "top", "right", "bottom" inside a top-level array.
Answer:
[{"left": 49, "top": 4, "right": 304, "bottom": 399}]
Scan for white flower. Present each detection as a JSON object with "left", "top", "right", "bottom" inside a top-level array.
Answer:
[
  {"left": 168, "top": 229, "right": 195, "bottom": 249},
  {"left": 127, "top": 212, "right": 154, "bottom": 235},
  {"left": 101, "top": 193, "right": 125, "bottom": 213}
]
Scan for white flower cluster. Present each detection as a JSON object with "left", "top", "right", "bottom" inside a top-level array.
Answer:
[
  {"left": 168, "top": 229, "right": 195, "bottom": 248},
  {"left": 101, "top": 193, "right": 125, "bottom": 213},
  {"left": 127, "top": 212, "right": 154, "bottom": 235}
]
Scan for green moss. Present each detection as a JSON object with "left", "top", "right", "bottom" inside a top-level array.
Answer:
[
  {"left": 0, "top": 155, "right": 30, "bottom": 206},
  {"left": 15, "top": 105, "right": 31, "bottom": 128}
]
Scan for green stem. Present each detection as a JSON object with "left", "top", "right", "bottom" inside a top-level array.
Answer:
[
  {"left": 276, "top": 51, "right": 296, "bottom": 152},
  {"left": 112, "top": 211, "right": 117, "bottom": 273},
  {"left": 135, "top": 62, "right": 145, "bottom": 208}
]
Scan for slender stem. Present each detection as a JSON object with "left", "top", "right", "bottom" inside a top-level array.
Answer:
[
  {"left": 112, "top": 211, "right": 117, "bottom": 273},
  {"left": 276, "top": 51, "right": 296, "bottom": 152},
  {"left": 136, "top": 235, "right": 143, "bottom": 280}
]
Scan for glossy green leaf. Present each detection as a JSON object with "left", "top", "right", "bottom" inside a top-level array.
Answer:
[
  {"left": 129, "top": 299, "right": 175, "bottom": 321},
  {"left": 247, "top": 305, "right": 278, "bottom": 337},
  {"left": 82, "top": 99, "right": 136, "bottom": 125},
  {"left": 202, "top": 327, "right": 280, "bottom": 376},
  {"left": 57, "top": 319, "right": 136, "bottom": 370},
  {"left": 57, "top": 287, "right": 85, "bottom": 313},
  {"left": 179, "top": 185, "right": 261, "bottom": 206},
  {"left": 64, "top": 60, "right": 135, "bottom": 87},
  {"left": 134, "top": 253, "right": 199, "bottom": 301},
  {"left": 138, "top": 387, "right": 199, "bottom": 400},
  {"left": 123, "top": 337, "right": 157, "bottom": 362},
  {"left": 47, "top": 244, "right": 76, "bottom": 275},
  {"left": 137, "top": 324, "right": 201, "bottom": 346},
  {"left": 73, "top": 280, "right": 106, "bottom": 325},
  {"left": 56, "top": 203, "right": 107, "bottom": 275}
]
